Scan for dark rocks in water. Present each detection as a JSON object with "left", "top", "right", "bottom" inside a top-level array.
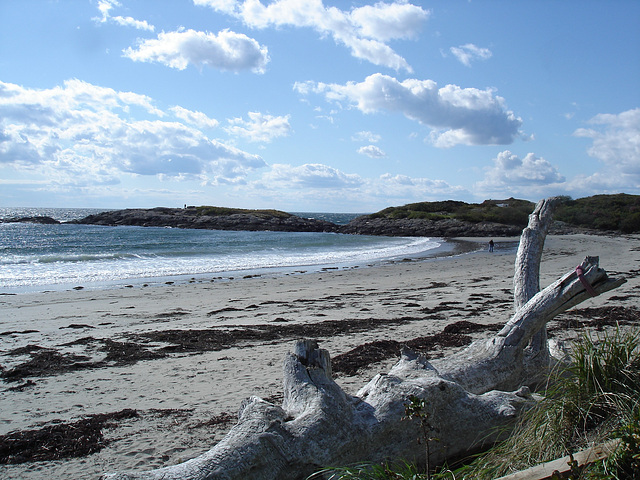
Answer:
[
  {"left": 0, "top": 207, "right": 585, "bottom": 237},
  {"left": 0, "top": 216, "right": 60, "bottom": 225},
  {"left": 69, "top": 207, "right": 339, "bottom": 233},
  {"left": 68, "top": 206, "right": 526, "bottom": 236}
]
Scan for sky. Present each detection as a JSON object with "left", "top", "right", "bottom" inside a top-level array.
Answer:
[{"left": 0, "top": 1, "right": 639, "bottom": 213}]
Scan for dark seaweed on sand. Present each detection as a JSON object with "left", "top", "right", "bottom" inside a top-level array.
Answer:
[
  {"left": 0, "top": 409, "right": 139, "bottom": 464},
  {"left": 331, "top": 320, "right": 503, "bottom": 376}
]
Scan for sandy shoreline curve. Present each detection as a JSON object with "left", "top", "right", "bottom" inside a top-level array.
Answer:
[
  {"left": 0, "top": 235, "right": 484, "bottom": 295},
  {"left": 1, "top": 234, "right": 639, "bottom": 479}
]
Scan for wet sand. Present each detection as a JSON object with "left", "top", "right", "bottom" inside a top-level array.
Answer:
[{"left": 1, "top": 234, "right": 639, "bottom": 479}]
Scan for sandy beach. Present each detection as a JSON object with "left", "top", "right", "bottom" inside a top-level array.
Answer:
[{"left": 1, "top": 234, "right": 639, "bottom": 479}]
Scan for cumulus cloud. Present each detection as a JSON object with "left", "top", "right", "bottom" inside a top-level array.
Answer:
[
  {"left": 225, "top": 112, "right": 291, "bottom": 142},
  {"left": 262, "top": 163, "right": 363, "bottom": 189},
  {"left": 376, "top": 173, "right": 466, "bottom": 199},
  {"left": 243, "top": 162, "right": 468, "bottom": 211},
  {"left": 358, "top": 145, "right": 386, "bottom": 158},
  {"left": 574, "top": 108, "right": 640, "bottom": 175},
  {"left": 0, "top": 80, "right": 265, "bottom": 187},
  {"left": 476, "top": 150, "right": 565, "bottom": 196},
  {"left": 352, "top": 130, "right": 381, "bottom": 143},
  {"left": 297, "top": 73, "right": 523, "bottom": 147},
  {"left": 349, "top": 2, "right": 428, "bottom": 41},
  {"left": 95, "top": 0, "right": 155, "bottom": 31},
  {"left": 563, "top": 108, "right": 640, "bottom": 195},
  {"left": 123, "top": 28, "right": 269, "bottom": 73},
  {"left": 170, "top": 106, "right": 219, "bottom": 129},
  {"left": 194, "top": 0, "right": 430, "bottom": 72},
  {"left": 449, "top": 43, "right": 492, "bottom": 67}
]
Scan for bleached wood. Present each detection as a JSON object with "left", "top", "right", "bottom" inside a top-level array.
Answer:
[{"left": 493, "top": 439, "right": 621, "bottom": 480}]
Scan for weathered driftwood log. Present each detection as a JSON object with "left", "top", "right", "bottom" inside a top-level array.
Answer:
[
  {"left": 515, "top": 197, "right": 558, "bottom": 381},
  {"left": 104, "top": 198, "right": 625, "bottom": 480}
]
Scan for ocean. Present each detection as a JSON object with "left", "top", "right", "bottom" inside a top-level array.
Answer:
[{"left": 0, "top": 207, "right": 449, "bottom": 293}]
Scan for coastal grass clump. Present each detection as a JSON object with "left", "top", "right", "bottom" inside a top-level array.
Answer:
[
  {"left": 447, "top": 326, "right": 640, "bottom": 479},
  {"left": 308, "top": 460, "right": 428, "bottom": 480}
]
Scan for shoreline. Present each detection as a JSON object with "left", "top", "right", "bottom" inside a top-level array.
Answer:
[
  {"left": 0, "top": 236, "right": 494, "bottom": 296},
  {"left": 1, "top": 234, "right": 638, "bottom": 479}
]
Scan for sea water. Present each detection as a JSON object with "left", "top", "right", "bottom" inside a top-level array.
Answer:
[{"left": 0, "top": 207, "right": 446, "bottom": 293}]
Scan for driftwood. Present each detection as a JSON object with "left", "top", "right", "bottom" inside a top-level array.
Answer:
[
  {"left": 104, "top": 198, "right": 625, "bottom": 480},
  {"left": 494, "top": 439, "right": 621, "bottom": 480}
]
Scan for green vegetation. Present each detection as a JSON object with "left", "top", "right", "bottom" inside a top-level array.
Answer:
[
  {"left": 368, "top": 194, "right": 640, "bottom": 233},
  {"left": 193, "top": 206, "right": 292, "bottom": 219},
  {"left": 450, "top": 327, "right": 640, "bottom": 479},
  {"left": 369, "top": 198, "right": 536, "bottom": 226},
  {"left": 554, "top": 193, "right": 640, "bottom": 233},
  {"left": 308, "top": 461, "right": 426, "bottom": 480},
  {"left": 307, "top": 327, "right": 640, "bottom": 480},
  {"left": 402, "top": 396, "right": 439, "bottom": 480}
]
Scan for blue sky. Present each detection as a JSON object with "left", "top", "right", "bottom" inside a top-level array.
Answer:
[{"left": 1, "top": 0, "right": 638, "bottom": 212}]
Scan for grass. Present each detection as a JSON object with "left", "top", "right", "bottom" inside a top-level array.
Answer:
[
  {"left": 444, "top": 326, "right": 640, "bottom": 479},
  {"left": 307, "top": 460, "right": 429, "bottom": 480},
  {"left": 307, "top": 327, "right": 640, "bottom": 480},
  {"left": 365, "top": 194, "right": 640, "bottom": 233}
]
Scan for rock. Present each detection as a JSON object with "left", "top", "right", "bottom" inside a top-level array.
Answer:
[
  {"left": 339, "top": 216, "right": 523, "bottom": 237},
  {"left": 69, "top": 208, "right": 339, "bottom": 233},
  {"left": 0, "top": 216, "right": 60, "bottom": 225}
]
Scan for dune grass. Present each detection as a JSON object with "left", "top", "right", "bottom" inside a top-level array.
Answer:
[{"left": 448, "top": 326, "right": 640, "bottom": 479}]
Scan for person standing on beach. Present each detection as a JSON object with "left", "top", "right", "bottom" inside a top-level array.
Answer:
[{"left": 489, "top": 239, "right": 494, "bottom": 252}]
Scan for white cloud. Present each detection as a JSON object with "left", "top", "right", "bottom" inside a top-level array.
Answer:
[
  {"left": 358, "top": 145, "right": 386, "bottom": 158},
  {"left": 241, "top": 162, "right": 468, "bottom": 211},
  {"left": 123, "top": 28, "right": 269, "bottom": 73},
  {"left": 377, "top": 173, "right": 466, "bottom": 199},
  {"left": 300, "top": 73, "right": 523, "bottom": 147},
  {"left": 449, "top": 43, "right": 492, "bottom": 67},
  {"left": 170, "top": 106, "right": 219, "bottom": 129},
  {"left": 574, "top": 108, "right": 640, "bottom": 175},
  {"left": 225, "top": 112, "right": 291, "bottom": 143},
  {"left": 0, "top": 80, "right": 265, "bottom": 187},
  {"left": 563, "top": 108, "right": 640, "bottom": 195},
  {"left": 349, "top": 2, "right": 429, "bottom": 41},
  {"left": 95, "top": 0, "right": 155, "bottom": 31},
  {"left": 262, "top": 163, "right": 363, "bottom": 189},
  {"left": 112, "top": 15, "right": 155, "bottom": 32},
  {"left": 476, "top": 150, "right": 565, "bottom": 196},
  {"left": 194, "top": 0, "right": 430, "bottom": 72},
  {"left": 352, "top": 130, "right": 381, "bottom": 143}
]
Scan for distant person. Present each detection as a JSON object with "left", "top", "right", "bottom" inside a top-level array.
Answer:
[{"left": 489, "top": 239, "right": 494, "bottom": 252}]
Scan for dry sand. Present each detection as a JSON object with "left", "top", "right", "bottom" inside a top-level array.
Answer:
[{"left": 1, "top": 234, "right": 639, "bottom": 479}]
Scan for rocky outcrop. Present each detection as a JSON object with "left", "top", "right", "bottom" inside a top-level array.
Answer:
[
  {"left": 0, "top": 216, "right": 61, "bottom": 224},
  {"left": 339, "top": 215, "right": 524, "bottom": 237},
  {"left": 3, "top": 208, "right": 591, "bottom": 237},
  {"left": 70, "top": 207, "right": 339, "bottom": 233}
]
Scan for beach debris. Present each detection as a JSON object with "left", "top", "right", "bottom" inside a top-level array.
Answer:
[
  {"left": 0, "top": 409, "right": 138, "bottom": 464},
  {"left": 101, "top": 197, "right": 627, "bottom": 480}
]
